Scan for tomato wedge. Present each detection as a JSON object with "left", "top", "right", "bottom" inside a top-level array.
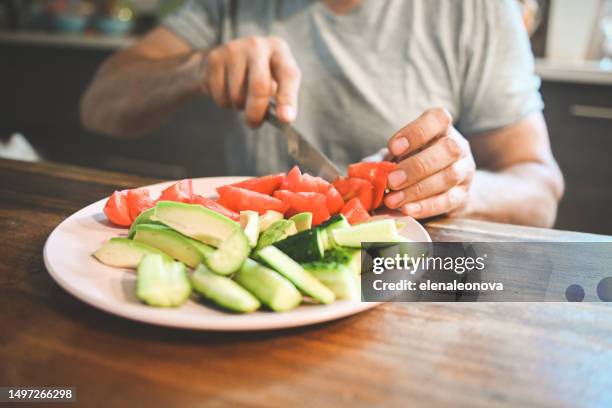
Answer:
[
  {"left": 325, "top": 186, "right": 344, "bottom": 215},
  {"left": 280, "top": 167, "right": 343, "bottom": 214},
  {"left": 340, "top": 197, "right": 371, "bottom": 225},
  {"left": 126, "top": 188, "right": 157, "bottom": 221},
  {"left": 104, "top": 190, "right": 132, "bottom": 227},
  {"left": 217, "top": 185, "right": 289, "bottom": 215},
  {"left": 333, "top": 177, "right": 374, "bottom": 211},
  {"left": 347, "top": 162, "right": 396, "bottom": 210},
  {"left": 159, "top": 179, "right": 193, "bottom": 203},
  {"left": 273, "top": 190, "right": 331, "bottom": 226},
  {"left": 231, "top": 173, "right": 285, "bottom": 196},
  {"left": 281, "top": 166, "right": 302, "bottom": 190},
  {"left": 190, "top": 194, "right": 240, "bottom": 221}
]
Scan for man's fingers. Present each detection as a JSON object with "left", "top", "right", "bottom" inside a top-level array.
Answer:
[
  {"left": 384, "top": 158, "right": 474, "bottom": 209},
  {"left": 388, "top": 132, "right": 467, "bottom": 190},
  {"left": 387, "top": 108, "right": 452, "bottom": 157},
  {"left": 226, "top": 43, "right": 248, "bottom": 109},
  {"left": 400, "top": 186, "right": 468, "bottom": 219},
  {"left": 244, "top": 38, "right": 273, "bottom": 128},
  {"left": 205, "top": 49, "right": 230, "bottom": 108},
  {"left": 270, "top": 37, "right": 301, "bottom": 123}
]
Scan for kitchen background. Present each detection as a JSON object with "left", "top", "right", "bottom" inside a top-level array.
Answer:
[{"left": 1, "top": 0, "right": 611, "bottom": 234}]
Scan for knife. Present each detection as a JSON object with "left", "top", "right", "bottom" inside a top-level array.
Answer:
[{"left": 266, "top": 100, "right": 342, "bottom": 182}]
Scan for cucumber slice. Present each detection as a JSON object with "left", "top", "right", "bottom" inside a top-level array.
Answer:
[
  {"left": 289, "top": 212, "right": 312, "bottom": 232},
  {"left": 303, "top": 262, "right": 360, "bottom": 300},
  {"left": 205, "top": 228, "right": 250, "bottom": 275},
  {"left": 272, "top": 228, "right": 325, "bottom": 262},
  {"left": 128, "top": 207, "right": 163, "bottom": 239},
  {"left": 322, "top": 247, "right": 362, "bottom": 275},
  {"left": 257, "top": 246, "right": 335, "bottom": 304},
  {"left": 319, "top": 214, "right": 350, "bottom": 249},
  {"left": 190, "top": 264, "right": 260, "bottom": 313},
  {"left": 259, "top": 210, "right": 284, "bottom": 233},
  {"left": 136, "top": 254, "right": 191, "bottom": 307},
  {"left": 234, "top": 259, "right": 302, "bottom": 312},
  {"left": 256, "top": 219, "right": 297, "bottom": 250},
  {"left": 93, "top": 237, "right": 172, "bottom": 269},
  {"left": 133, "top": 224, "right": 214, "bottom": 268},
  {"left": 152, "top": 201, "right": 240, "bottom": 247},
  {"left": 331, "top": 219, "right": 399, "bottom": 248},
  {"left": 239, "top": 210, "right": 260, "bottom": 248}
]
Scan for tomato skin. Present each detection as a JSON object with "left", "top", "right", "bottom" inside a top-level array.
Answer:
[
  {"left": 281, "top": 166, "right": 302, "bottom": 190},
  {"left": 190, "top": 194, "right": 240, "bottom": 221},
  {"left": 273, "top": 190, "right": 331, "bottom": 226},
  {"left": 159, "top": 179, "right": 193, "bottom": 203},
  {"left": 217, "top": 185, "right": 289, "bottom": 215},
  {"left": 347, "top": 162, "right": 396, "bottom": 209},
  {"left": 231, "top": 173, "right": 285, "bottom": 196},
  {"left": 333, "top": 177, "right": 374, "bottom": 210},
  {"left": 126, "top": 188, "right": 157, "bottom": 221},
  {"left": 325, "top": 186, "right": 344, "bottom": 214},
  {"left": 104, "top": 190, "right": 132, "bottom": 227},
  {"left": 340, "top": 197, "right": 371, "bottom": 225}
]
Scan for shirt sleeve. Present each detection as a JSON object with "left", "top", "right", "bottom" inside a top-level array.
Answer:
[
  {"left": 162, "top": 0, "right": 225, "bottom": 50},
  {"left": 457, "top": 0, "right": 544, "bottom": 136}
]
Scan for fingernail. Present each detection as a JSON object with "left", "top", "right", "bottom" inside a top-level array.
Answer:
[
  {"left": 279, "top": 105, "right": 296, "bottom": 122},
  {"left": 385, "top": 191, "right": 404, "bottom": 208},
  {"left": 390, "top": 137, "right": 409, "bottom": 155},
  {"left": 403, "top": 203, "right": 421, "bottom": 215},
  {"left": 388, "top": 170, "right": 407, "bottom": 187}
]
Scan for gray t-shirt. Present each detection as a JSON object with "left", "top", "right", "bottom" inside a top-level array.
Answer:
[{"left": 164, "top": 0, "right": 543, "bottom": 176}]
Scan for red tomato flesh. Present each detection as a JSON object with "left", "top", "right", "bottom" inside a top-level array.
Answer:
[
  {"left": 104, "top": 190, "right": 132, "bottom": 227},
  {"left": 126, "top": 188, "right": 157, "bottom": 221},
  {"left": 217, "top": 185, "right": 289, "bottom": 215},
  {"left": 273, "top": 190, "right": 331, "bottom": 226},
  {"left": 190, "top": 194, "right": 240, "bottom": 221},
  {"left": 158, "top": 179, "right": 194, "bottom": 203},
  {"left": 333, "top": 177, "right": 374, "bottom": 211},
  {"left": 231, "top": 173, "right": 285, "bottom": 196},
  {"left": 347, "top": 162, "right": 396, "bottom": 210},
  {"left": 341, "top": 197, "right": 371, "bottom": 225}
]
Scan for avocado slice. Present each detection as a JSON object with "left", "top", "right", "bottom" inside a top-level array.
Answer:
[
  {"left": 256, "top": 219, "right": 297, "bottom": 250},
  {"left": 152, "top": 201, "right": 240, "bottom": 247},
  {"left": 239, "top": 210, "right": 260, "bottom": 248},
  {"left": 93, "top": 237, "right": 172, "bottom": 269},
  {"left": 289, "top": 212, "right": 313, "bottom": 232},
  {"left": 128, "top": 207, "right": 163, "bottom": 239},
  {"left": 133, "top": 224, "right": 214, "bottom": 268},
  {"left": 259, "top": 210, "right": 284, "bottom": 233}
]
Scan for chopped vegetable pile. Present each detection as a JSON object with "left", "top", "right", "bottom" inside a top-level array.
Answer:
[{"left": 95, "top": 163, "right": 408, "bottom": 314}]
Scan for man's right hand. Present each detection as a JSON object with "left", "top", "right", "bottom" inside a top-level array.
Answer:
[{"left": 201, "top": 36, "right": 302, "bottom": 128}]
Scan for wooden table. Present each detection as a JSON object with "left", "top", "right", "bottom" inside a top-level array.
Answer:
[{"left": 1, "top": 158, "right": 611, "bottom": 407}]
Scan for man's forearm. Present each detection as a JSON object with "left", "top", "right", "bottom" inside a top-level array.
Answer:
[
  {"left": 462, "top": 163, "right": 564, "bottom": 228},
  {"left": 80, "top": 51, "right": 204, "bottom": 138}
]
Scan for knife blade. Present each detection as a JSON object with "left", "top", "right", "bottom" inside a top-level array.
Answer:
[{"left": 266, "top": 100, "right": 342, "bottom": 182}]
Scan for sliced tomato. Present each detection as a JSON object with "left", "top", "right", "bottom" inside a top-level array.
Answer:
[
  {"left": 230, "top": 173, "right": 285, "bottom": 196},
  {"left": 341, "top": 197, "right": 371, "bottom": 225},
  {"left": 104, "top": 190, "right": 132, "bottom": 227},
  {"left": 217, "top": 185, "right": 289, "bottom": 215},
  {"left": 126, "top": 188, "right": 157, "bottom": 221},
  {"left": 325, "top": 186, "right": 344, "bottom": 215},
  {"left": 190, "top": 194, "right": 240, "bottom": 221},
  {"left": 348, "top": 162, "right": 396, "bottom": 210},
  {"left": 333, "top": 177, "right": 374, "bottom": 210},
  {"left": 281, "top": 166, "right": 302, "bottom": 190},
  {"left": 273, "top": 190, "right": 330, "bottom": 226},
  {"left": 158, "top": 179, "right": 193, "bottom": 203}
]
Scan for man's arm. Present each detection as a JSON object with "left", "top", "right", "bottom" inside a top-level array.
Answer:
[
  {"left": 384, "top": 110, "right": 564, "bottom": 228},
  {"left": 81, "top": 27, "right": 301, "bottom": 138}
]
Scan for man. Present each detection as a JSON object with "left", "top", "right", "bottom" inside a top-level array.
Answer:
[{"left": 80, "top": 0, "right": 563, "bottom": 227}]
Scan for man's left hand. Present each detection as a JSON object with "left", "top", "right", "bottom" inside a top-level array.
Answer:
[{"left": 384, "top": 108, "right": 476, "bottom": 219}]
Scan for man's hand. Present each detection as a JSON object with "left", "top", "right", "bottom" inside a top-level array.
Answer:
[
  {"left": 202, "top": 36, "right": 302, "bottom": 128},
  {"left": 384, "top": 108, "right": 476, "bottom": 219}
]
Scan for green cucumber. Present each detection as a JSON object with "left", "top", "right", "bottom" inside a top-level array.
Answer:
[
  {"left": 322, "top": 247, "right": 362, "bottom": 275},
  {"left": 133, "top": 224, "right": 213, "bottom": 268},
  {"left": 239, "top": 210, "right": 260, "bottom": 248},
  {"left": 289, "top": 212, "right": 312, "bottom": 232},
  {"left": 136, "top": 254, "right": 191, "bottom": 307},
  {"left": 256, "top": 219, "right": 297, "bottom": 249},
  {"left": 256, "top": 246, "right": 335, "bottom": 304},
  {"left": 319, "top": 214, "right": 350, "bottom": 249},
  {"left": 303, "top": 262, "right": 360, "bottom": 300},
  {"left": 190, "top": 264, "right": 260, "bottom": 313},
  {"left": 272, "top": 228, "right": 325, "bottom": 263},
  {"left": 331, "top": 219, "right": 399, "bottom": 248},
  {"left": 259, "top": 210, "right": 284, "bottom": 232},
  {"left": 234, "top": 259, "right": 302, "bottom": 312},
  {"left": 205, "top": 228, "right": 250, "bottom": 275},
  {"left": 93, "top": 237, "right": 172, "bottom": 269}
]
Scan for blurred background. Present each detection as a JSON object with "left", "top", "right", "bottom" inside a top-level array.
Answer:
[{"left": 0, "top": 0, "right": 611, "bottom": 233}]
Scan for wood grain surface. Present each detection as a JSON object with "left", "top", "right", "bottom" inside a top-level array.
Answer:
[{"left": 1, "top": 158, "right": 611, "bottom": 408}]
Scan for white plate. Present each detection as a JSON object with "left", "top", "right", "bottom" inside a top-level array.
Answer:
[{"left": 44, "top": 177, "right": 431, "bottom": 331}]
